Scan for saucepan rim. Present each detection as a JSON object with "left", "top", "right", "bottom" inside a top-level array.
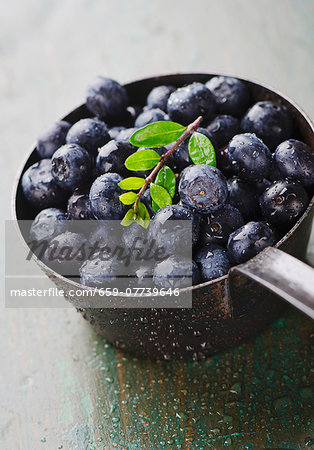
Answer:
[{"left": 12, "top": 72, "right": 314, "bottom": 297}]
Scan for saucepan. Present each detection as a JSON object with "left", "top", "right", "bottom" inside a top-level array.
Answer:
[{"left": 13, "top": 73, "right": 314, "bottom": 360}]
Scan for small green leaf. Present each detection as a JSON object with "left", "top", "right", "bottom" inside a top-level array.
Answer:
[
  {"left": 121, "top": 209, "right": 137, "bottom": 226},
  {"left": 118, "top": 177, "right": 145, "bottom": 190},
  {"left": 155, "top": 165, "right": 176, "bottom": 198},
  {"left": 130, "top": 121, "right": 186, "bottom": 148},
  {"left": 188, "top": 132, "right": 216, "bottom": 166},
  {"left": 137, "top": 202, "right": 150, "bottom": 229},
  {"left": 152, "top": 200, "right": 159, "bottom": 213},
  {"left": 119, "top": 192, "right": 138, "bottom": 205},
  {"left": 120, "top": 203, "right": 151, "bottom": 228},
  {"left": 125, "top": 149, "right": 161, "bottom": 171},
  {"left": 150, "top": 183, "right": 172, "bottom": 210}
]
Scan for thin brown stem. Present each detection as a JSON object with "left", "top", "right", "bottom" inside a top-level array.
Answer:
[{"left": 133, "top": 115, "right": 203, "bottom": 212}]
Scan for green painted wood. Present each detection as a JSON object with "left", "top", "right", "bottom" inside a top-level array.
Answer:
[
  {"left": 1, "top": 0, "right": 314, "bottom": 448},
  {"left": 1, "top": 307, "right": 313, "bottom": 449}
]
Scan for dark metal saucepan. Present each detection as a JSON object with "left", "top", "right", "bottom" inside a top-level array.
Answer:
[{"left": 13, "top": 73, "right": 314, "bottom": 360}]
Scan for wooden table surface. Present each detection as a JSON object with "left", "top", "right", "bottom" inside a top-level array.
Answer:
[{"left": 1, "top": 1, "right": 313, "bottom": 448}]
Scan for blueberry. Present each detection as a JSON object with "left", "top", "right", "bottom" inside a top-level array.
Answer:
[
  {"left": 216, "top": 145, "right": 233, "bottom": 173},
  {"left": 195, "top": 244, "right": 231, "bottom": 281},
  {"left": 171, "top": 128, "right": 213, "bottom": 172},
  {"left": 89, "top": 173, "right": 125, "bottom": 220},
  {"left": 179, "top": 165, "right": 228, "bottom": 213},
  {"left": 108, "top": 126, "right": 126, "bottom": 140},
  {"left": 30, "top": 208, "right": 67, "bottom": 243},
  {"left": 126, "top": 105, "right": 143, "bottom": 121},
  {"left": 80, "top": 256, "right": 120, "bottom": 288},
  {"left": 153, "top": 256, "right": 200, "bottom": 289},
  {"left": 227, "top": 177, "right": 260, "bottom": 220},
  {"left": 205, "top": 76, "right": 250, "bottom": 117},
  {"left": 167, "top": 82, "right": 216, "bottom": 126},
  {"left": 200, "top": 204, "right": 244, "bottom": 246},
  {"left": 116, "top": 127, "right": 137, "bottom": 142},
  {"left": 193, "top": 260, "right": 202, "bottom": 285},
  {"left": 141, "top": 189, "right": 155, "bottom": 216},
  {"left": 268, "top": 158, "right": 285, "bottom": 182},
  {"left": 206, "top": 115, "right": 240, "bottom": 149},
  {"left": 43, "top": 231, "right": 87, "bottom": 274},
  {"left": 37, "top": 120, "right": 71, "bottom": 159},
  {"left": 241, "top": 101, "right": 293, "bottom": 150},
  {"left": 197, "top": 127, "right": 215, "bottom": 141},
  {"left": 148, "top": 204, "right": 200, "bottom": 254},
  {"left": 121, "top": 222, "right": 155, "bottom": 268},
  {"left": 119, "top": 105, "right": 143, "bottom": 128},
  {"left": 259, "top": 180, "right": 309, "bottom": 225},
  {"left": 85, "top": 76, "right": 128, "bottom": 122},
  {"left": 254, "top": 178, "right": 272, "bottom": 194},
  {"left": 228, "top": 133, "right": 272, "bottom": 181},
  {"left": 116, "top": 127, "right": 138, "bottom": 150},
  {"left": 51, "top": 144, "right": 93, "bottom": 191},
  {"left": 96, "top": 140, "right": 135, "bottom": 176},
  {"left": 67, "top": 191, "right": 94, "bottom": 220},
  {"left": 134, "top": 108, "right": 168, "bottom": 128},
  {"left": 227, "top": 221, "right": 277, "bottom": 264},
  {"left": 273, "top": 139, "right": 314, "bottom": 187},
  {"left": 22, "top": 159, "right": 68, "bottom": 209},
  {"left": 89, "top": 222, "right": 122, "bottom": 253},
  {"left": 66, "top": 118, "right": 110, "bottom": 156},
  {"left": 122, "top": 221, "right": 147, "bottom": 251},
  {"left": 166, "top": 141, "right": 190, "bottom": 173},
  {"left": 146, "top": 85, "right": 176, "bottom": 111}
]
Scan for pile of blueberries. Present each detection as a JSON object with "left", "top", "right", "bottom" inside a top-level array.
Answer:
[{"left": 22, "top": 75, "right": 314, "bottom": 290}]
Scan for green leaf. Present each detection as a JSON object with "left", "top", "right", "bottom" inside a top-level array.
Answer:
[
  {"left": 152, "top": 200, "right": 159, "bottom": 213},
  {"left": 121, "top": 203, "right": 150, "bottom": 228},
  {"left": 137, "top": 202, "right": 150, "bottom": 229},
  {"left": 155, "top": 165, "right": 176, "bottom": 198},
  {"left": 119, "top": 192, "right": 138, "bottom": 205},
  {"left": 125, "top": 149, "right": 161, "bottom": 171},
  {"left": 150, "top": 183, "right": 172, "bottom": 210},
  {"left": 118, "top": 177, "right": 145, "bottom": 190},
  {"left": 130, "top": 121, "right": 186, "bottom": 148},
  {"left": 121, "top": 209, "right": 137, "bottom": 226},
  {"left": 188, "top": 132, "right": 216, "bottom": 166}
]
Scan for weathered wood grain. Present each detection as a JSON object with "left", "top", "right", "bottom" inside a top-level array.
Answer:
[
  {"left": 1, "top": 0, "right": 313, "bottom": 448},
  {"left": 1, "top": 308, "right": 313, "bottom": 449}
]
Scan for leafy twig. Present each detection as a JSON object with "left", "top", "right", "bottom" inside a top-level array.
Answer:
[
  {"left": 119, "top": 114, "right": 216, "bottom": 228},
  {"left": 133, "top": 115, "right": 203, "bottom": 212}
]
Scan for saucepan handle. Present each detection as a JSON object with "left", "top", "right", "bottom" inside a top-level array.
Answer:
[{"left": 229, "top": 246, "right": 314, "bottom": 319}]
